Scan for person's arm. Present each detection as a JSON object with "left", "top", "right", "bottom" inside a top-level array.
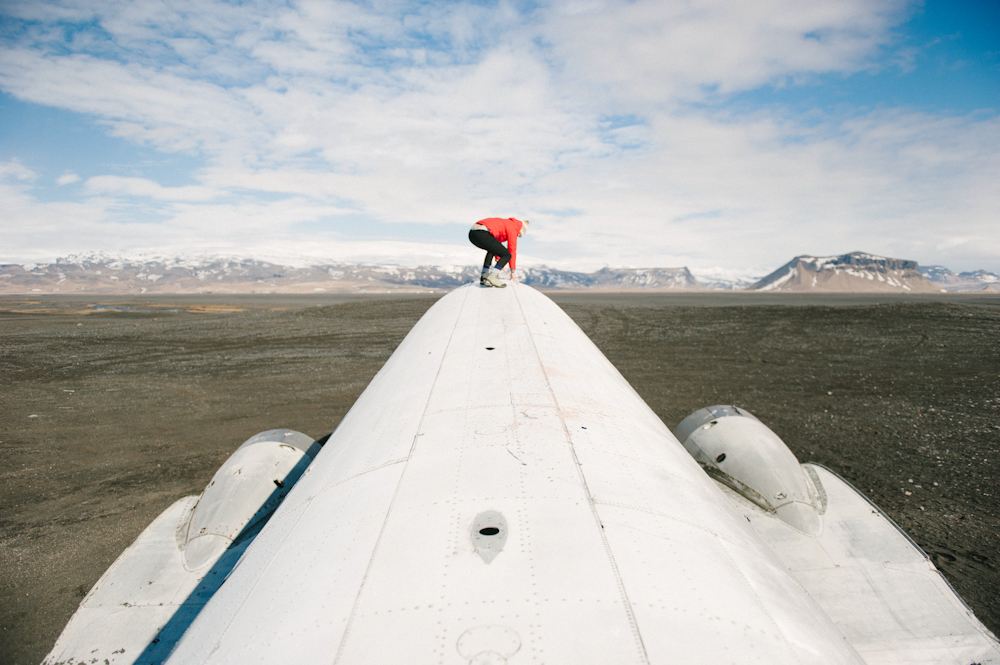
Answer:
[{"left": 507, "top": 221, "right": 518, "bottom": 271}]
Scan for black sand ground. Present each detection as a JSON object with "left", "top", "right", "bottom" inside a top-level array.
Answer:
[{"left": 2, "top": 292, "right": 998, "bottom": 664}]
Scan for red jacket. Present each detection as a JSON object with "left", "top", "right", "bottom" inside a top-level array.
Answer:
[{"left": 476, "top": 217, "right": 524, "bottom": 270}]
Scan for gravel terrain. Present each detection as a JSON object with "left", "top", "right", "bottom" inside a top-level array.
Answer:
[{"left": 2, "top": 291, "right": 998, "bottom": 664}]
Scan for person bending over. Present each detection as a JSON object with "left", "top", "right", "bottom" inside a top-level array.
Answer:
[{"left": 468, "top": 217, "right": 528, "bottom": 288}]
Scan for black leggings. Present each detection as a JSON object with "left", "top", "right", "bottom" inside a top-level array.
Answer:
[{"left": 469, "top": 229, "right": 511, "bottom": 271}]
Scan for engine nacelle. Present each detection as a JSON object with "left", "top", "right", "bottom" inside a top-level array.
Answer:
[
  {"left": 43, "top": 428, "right": 324, "bottom": 665},
  {"left": 180, "top": 429, "right": 321, "bottom": 570},
  {"left": 674, "top": 405, "right": 823, "bottom": 535}
]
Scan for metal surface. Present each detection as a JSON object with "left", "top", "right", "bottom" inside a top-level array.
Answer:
[
  {"left": 42, "top": 429, "right": 320, "bottom": 665},
  {"left": 673, "top": 404, "right": 760, "bottom": 443},
  {"left": 730, "top": 464, "right": 1000, "bottom": 664},
  {"left": 183, "top": 429, "right": 316, "bottom": 569},
  {"left": 470, "top": 510, "right": 508, "bottom": 564},
  {"left": 676, "top": 406, "right": 822, "bottom": 535},
  {"left": 678, "top": 407, "right": 1000, "bottom": 663},
  {"left": 165, "top": 283, "right": 864, "bottom": 664}
]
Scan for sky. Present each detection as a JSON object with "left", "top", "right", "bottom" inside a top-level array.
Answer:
[{"left": 1, "top": 0, "right": 998, "bottom": 276}]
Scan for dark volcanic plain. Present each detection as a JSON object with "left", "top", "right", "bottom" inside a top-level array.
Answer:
[{"left": 2, "top": 291, "right": 999, "bottom": 664}]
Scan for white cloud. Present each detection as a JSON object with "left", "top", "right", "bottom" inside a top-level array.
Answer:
[
  {"left": 56, "top": 173, "right": 81, "bottom": 185},
  {"left": 1, "top": 163, "right": 141, "bottom": 261},
  {"left": 0, "top": 0, "right": 997, "bottom": 273},
  {"left": 84, "top": 176, "right": 220, "bottom": 201},
  {"left": 543, "top": 0, "right": 909, "bottom": 106},
  {"left": 0, "top": 160, "right": 37, "bottom": 181},
  {"left": 0, "top": 49, "right": 269, "bottom": 156}
]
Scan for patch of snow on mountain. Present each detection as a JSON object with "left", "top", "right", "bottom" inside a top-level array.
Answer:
[
  {"left": 758, "top": 266, "right": 797, "bottom": 291},
  {"left": 920, "top": 265, "right": 1000, "bottom": 291},
  {"left": 690, "top": 267, "right": 764, "bottom": 290},
  {"left": 750, "top": 252, "right": 937, "bottom": 292}
]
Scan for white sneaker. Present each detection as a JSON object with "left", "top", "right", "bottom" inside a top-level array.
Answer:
[{"left": 482, "top": 272, "right": 506, "bottom": 288}]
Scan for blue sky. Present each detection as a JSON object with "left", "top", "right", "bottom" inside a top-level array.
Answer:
[{"left": 1, "top": 0, "right": 997, "bottom": 275}]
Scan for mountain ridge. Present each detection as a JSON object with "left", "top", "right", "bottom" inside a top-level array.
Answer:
[
  {"left": 3, "top": 251, "right": 995, "bottom": 295},
  {"left": 750, "top": 252, "right": 941, "bottom": 293},
  {"left": 919, "top": 265, "right": 1000, "bottom": 292},
  {"left": 0, "top": 254, "right": 709, "bottom": 294}
]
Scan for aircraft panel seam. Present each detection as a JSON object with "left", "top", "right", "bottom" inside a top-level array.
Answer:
[
  {"left": 300, "top": 457, "right": 409, "bottom": 505},
  {"left": 186, "top": 496, "right": 314, "bottom": 661},
  {"left": 331, "top": 284, "right": 470, "bottom": 665},
  {"left": 719, "top": 528, "right": 836, "bottom": 662},
  {"left": 512, "top": 285, "right": 651, "bottom": 665},
  {"left": 592, "top": 499, "right": 728, "bottom": 540},
  {"left": 426, "top": 402, "right": 513, "bottom": 414}
]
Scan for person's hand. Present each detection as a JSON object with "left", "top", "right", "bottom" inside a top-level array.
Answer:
[{"left": 509, "top": 269, "right": 518, "bottom": 283}]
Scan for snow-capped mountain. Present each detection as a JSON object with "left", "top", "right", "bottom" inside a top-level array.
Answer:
[
  {"left": 0, "top": 254, "right": 467, "bottom": 294},
  {"left": 0, "top": 253, "right": 708, "bottom": 294},
  {"left": 749, "top": 252, "right": 941, "bottom": 293},
  {"left": 519, "top": 266, "right": 705, "bottom": 290},
  {"left": 919, "top": 266, "right": 1000, "bottom": 292},
  {"left": 4, "top": 252, "right": 992, "bottom": 295},
  {"left": 688, "top": 268, "right": 764, "bottom": 291}
]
